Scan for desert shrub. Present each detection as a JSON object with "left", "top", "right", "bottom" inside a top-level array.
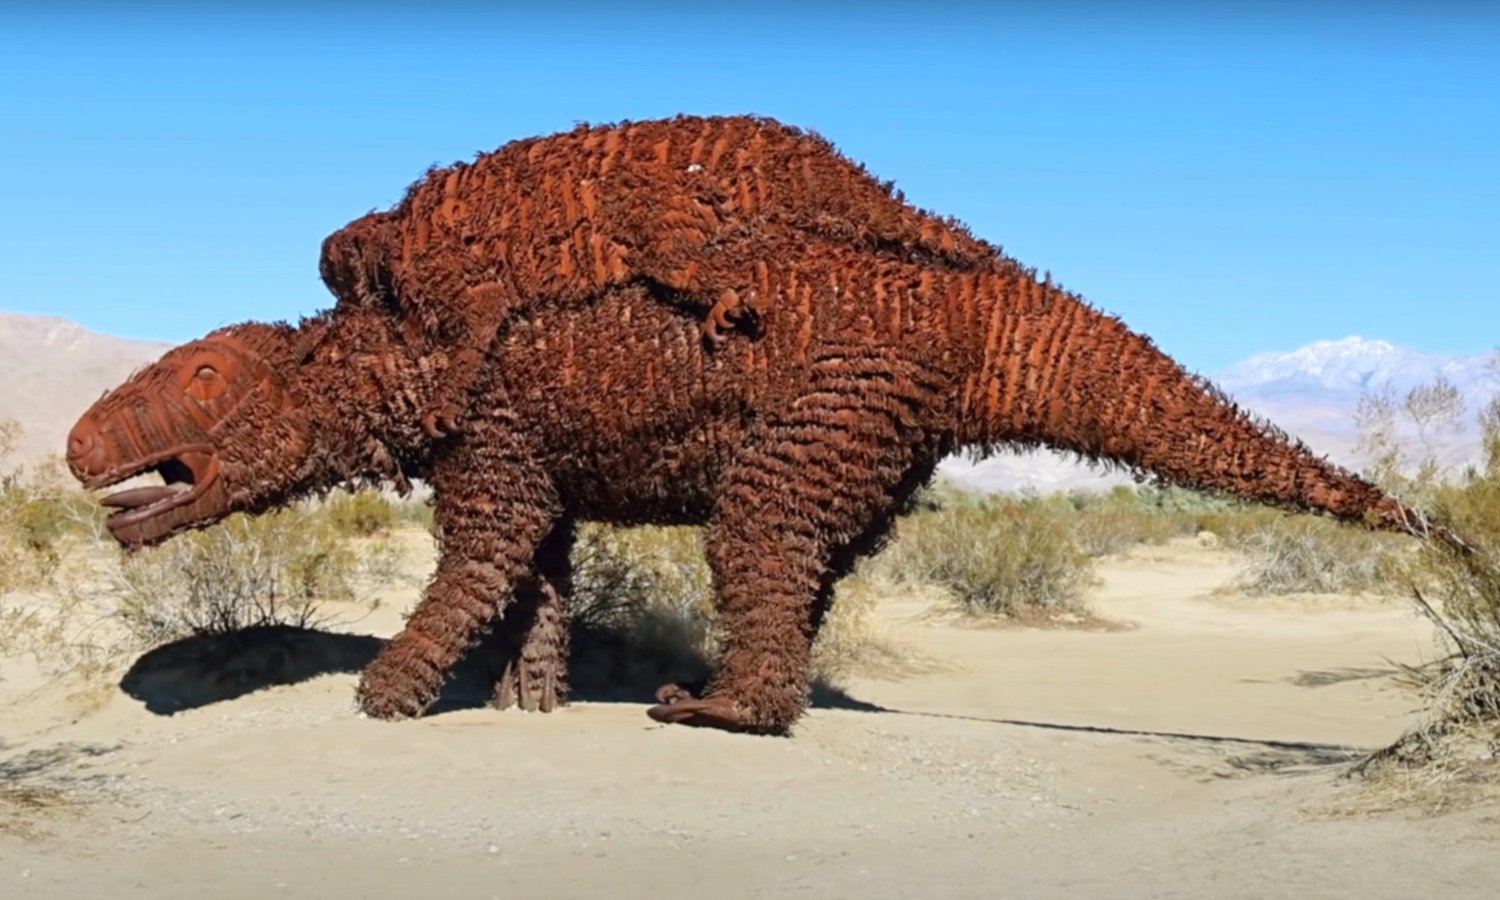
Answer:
[
  {"left": 1200, "top": 508, "right": 1411, "bottom": 596},
  {"left": 570, "top": 523, "right": 712, "bottom": 632},
  {"left": 1368, "top": 397, "right": 1500, "bottom": 771},
  {"left": 566, "top": 522, "right": 904, "bottom": 684},
  {"left": 395, "top": 495, "right": 437, "bottom": 535},
  {"left": 0, "top": 419, "right": 17, "bottom": 463},
  {"left": 813, "top": 566, "right": 924, "bottom": 681},
  {"left": 2, "top": 422, "right": 117, "bottom": 681},
  {"left": 561, "top": 523, "right": 715, "bottom": 693},
  {"left": 1408, "top": 472, "right": 1500, "bottom": 702},
  {"left": 111, "top": 505, "right": 383, "bottom": 646},
  {"left": 322, "top": 488, "right": 398, "bottom": 537},
  {"left": 1070, "top": 505, "right": 1183, "bottom": 557},
  {"left": 1, "top": 504, "right": 59, "bottom": 594},
  {"left": 0, "top": 422, "right": 94, "bottom": 593},
  {"left": 1133, "top": 484, "right": 1239, "bottom": 516},
  {"left": 1341, "top": 379, "right": 1500, "bottom": 790},
  {"left": 1061, "top": 486, "right": 1202, "bottom": 557},
  {"left": 876, "top": 493, "right": 1094, "bottom": 616}
]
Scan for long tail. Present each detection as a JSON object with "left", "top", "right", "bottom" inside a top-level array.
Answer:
[{"left": 953, "top": 267, "right": 1467, "bottom": 551}]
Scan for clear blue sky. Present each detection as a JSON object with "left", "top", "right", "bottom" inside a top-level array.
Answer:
[{"left": 2, "top": 2, "right": 1495, "bottom": 374}]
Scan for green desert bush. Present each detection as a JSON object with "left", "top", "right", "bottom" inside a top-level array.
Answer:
[
  {"left": 876, "top": 492, "right": 1095, "bottom": 616},
  {"left": 0, "top": 421, "right": 100, "bottom": 593},
  {"left": 1063, "top": 485, "right": 1200, "bottom": 557},
  {"left": 565, "top": 522, "right": 907, "bottom": 683},
  {"left": 322, "top": 488, "right": 398, "bottom": 537},
  {"left": 567, "top": 481, "right": 1213, "bottom": 637},
  {"left": 563, "top": 523, "right": 715, "bottom": 689},
  {"left": 569, "top": 522, "right": 712, "bottom": 638},
  {"left": 1367, "top": 395, "right": 1500, "bottom": 774},
  {"left": 395, "top": 495, "right": 437, "bottom": 535}
]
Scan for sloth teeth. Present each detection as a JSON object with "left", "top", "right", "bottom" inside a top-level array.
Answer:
[{"left": 99, "top": 483, "right": 191, "bottom": 511}]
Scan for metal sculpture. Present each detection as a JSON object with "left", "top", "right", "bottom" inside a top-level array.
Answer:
[{"left": 68, "top": 117, "right": 1463, "bottom": 734}]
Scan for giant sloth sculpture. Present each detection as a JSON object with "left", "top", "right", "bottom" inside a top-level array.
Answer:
[{"left": 67, "top": 120, "right": 1470, "bottom": 735}]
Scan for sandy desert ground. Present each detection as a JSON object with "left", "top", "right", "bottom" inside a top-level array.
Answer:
[{"left": 3, "top": 538, "right": 1499, "bottom": 900}]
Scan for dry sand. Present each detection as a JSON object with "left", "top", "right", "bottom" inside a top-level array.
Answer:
[{"left": 3, "top": 539, "right": 1498, "bottom": 899}]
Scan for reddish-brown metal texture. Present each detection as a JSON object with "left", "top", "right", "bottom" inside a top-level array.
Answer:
[
  {"left": 69, "top": 120, "right": 1464, "bottom": 734},
  {"left": 316, "top": 114, "right": 997, "bottom": 435}
]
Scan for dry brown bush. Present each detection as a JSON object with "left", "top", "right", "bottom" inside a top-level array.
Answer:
[
  {"left": 1197, "top": 506, "right": 1412, "bottom": 597},
  {"left": 1348, "top": 384, "right": 1500, "bottom": 795},
  {"left": 109, "top": 502, "right": 406, "bottom": 647}
]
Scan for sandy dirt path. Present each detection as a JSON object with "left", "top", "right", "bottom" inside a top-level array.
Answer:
[{"left": 3, "top": 541, "right": 1497, "bottom": 899}]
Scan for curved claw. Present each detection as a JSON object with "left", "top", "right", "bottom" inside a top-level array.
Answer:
[
  {"left": 701, "top": 288, "right": 765, "bottom": 349},
  {"left": 700, "top": 316, "right": 730, "bottom": 349},
  {"left": 654, "top": 682, "right": 696, "bottom": 705},
  {"left": 421, "top": 409, "right": 464, "bottom": 440}
]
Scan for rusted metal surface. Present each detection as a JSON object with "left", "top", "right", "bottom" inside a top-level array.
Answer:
[
  {"left": 69, "top": 116, "right": 1458, "bottom": 735},
  {"left": 316, "top": 114, "right": 996, "bottom": 436}
]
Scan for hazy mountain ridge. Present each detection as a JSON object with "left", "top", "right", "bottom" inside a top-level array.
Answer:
[
  {"left": 1212, "top": 336, "right": 1498, "bottom": 473},
  {"left": 0, "top": 312, "right": 171, "bottom": 466},
  {"left": 1217, "top": 337, "right": 1497, "bottom": 407},
  {"left": 3, "top": 311, "right": 1493, "bottom": 493}
]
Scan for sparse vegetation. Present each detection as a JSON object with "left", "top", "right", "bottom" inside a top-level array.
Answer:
[
  {"left": 1, "top": 420, "right": 100, "bottom": 594},
  {"left": 323, "top": 488, "right": 399, "bottom": 537},
  {"left": 1197, "top": 506, "right": 1411, "bottom": 597},
  {"left": 11, "top": 382, "right": 1500, "bottom": 803},
  {"left": 1368, "top": 393, "right": 1500, "bottom": 786},
  {"left": 1347, "top": 374, "right": 1500, "bottom": 794},
  {"left": 2, "top": 423, "right": 407, "bottom": 684},
  {"left": 564, "top": 522, "right": 905, "bottom": 685},
  {"left": 871, "top": 490, "right": 1097, "bottom": 618},
  {"left": 1061, "top": 484, "right": 1210, "bottom": 558},
  {"left": 111, "top": 505, "right": 383, "bottom": 646}
]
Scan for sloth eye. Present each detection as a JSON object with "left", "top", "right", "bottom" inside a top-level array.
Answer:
[{"left": 186, "top": 362, "right": 228, "bottom": 401}]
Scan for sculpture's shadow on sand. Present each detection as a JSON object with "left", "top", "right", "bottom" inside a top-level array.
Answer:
[
  {"left": 120, "top": 626, "right": 381, "bottom": 715},
  {"left": 117, "top": 629, "right": 1349, "bottom": 772},
  {"left": 117, "top": 624, "right": 879, "bottom": 716}
]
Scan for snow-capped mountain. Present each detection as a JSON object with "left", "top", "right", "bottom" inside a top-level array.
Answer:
[
  {"left": 1216, "top": 337, "right": 1497, "bottom": 408},
  {"left": 1212, "top": 337, "right": 1498, "bottom": 470}
]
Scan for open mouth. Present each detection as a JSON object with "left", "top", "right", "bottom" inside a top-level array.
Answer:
[{"left": 90, "top": 446, "right": 221, "bottom": 530}]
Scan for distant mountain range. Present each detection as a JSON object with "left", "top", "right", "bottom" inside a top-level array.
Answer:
[
  {"left": 1215, "top": 336, "right": 1497, "bottom": 467},
  {"left": 3, "top": 311, "right": 1494, "bottom": 494},
  {"left": 0, "top": 313, "right": 171, "bottom": 468}
]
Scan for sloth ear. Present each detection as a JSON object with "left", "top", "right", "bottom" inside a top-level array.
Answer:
[
  {"left": 290, "top": 316, "right": 334, "bottom": 364},
  {"left": 291, "top": 329, "right": 318, "bottom": 364}
]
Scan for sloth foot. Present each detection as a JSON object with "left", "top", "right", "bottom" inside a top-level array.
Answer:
[
  {"left": 355, "top": 667, "right": 428, "bottom": 721},
  {"left": 647, "top": 684, "right": 752, "bottom": 732}
]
